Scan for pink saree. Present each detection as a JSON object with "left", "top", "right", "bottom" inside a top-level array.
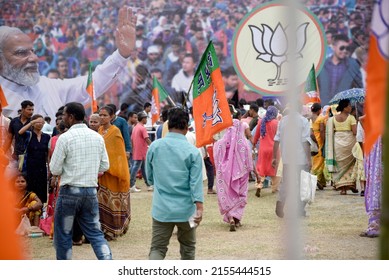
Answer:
[{"left": 213, "top": 119, "right": 253, "bottom": 223}]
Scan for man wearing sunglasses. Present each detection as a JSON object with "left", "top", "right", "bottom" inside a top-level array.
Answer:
[{"left": 318, "top": 34, "right": 363, "bottom": 105}]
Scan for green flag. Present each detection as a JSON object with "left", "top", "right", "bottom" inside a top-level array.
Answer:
[{"left": 152, "top": 77, "right": 169, "bottom": 102}]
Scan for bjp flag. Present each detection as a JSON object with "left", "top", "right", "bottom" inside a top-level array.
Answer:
[
  {"left": 151, "top": 77, "right": 169, "bottom": 125},
  {"left": 302, "top": 64, "right": 320, "bottom": 105},
  {"left": 86, "top": 64, "right": 98, "bottom": 114},
  {"left": 192, "top": 41, "right": 233, "bottom": 147},
  {"left": 364, "top": 0, "right": 389, "bottom": 154}
]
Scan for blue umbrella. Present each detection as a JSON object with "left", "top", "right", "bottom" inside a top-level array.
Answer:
[{"left": 328, "top": 88, "right": 365, "bottom": 105}]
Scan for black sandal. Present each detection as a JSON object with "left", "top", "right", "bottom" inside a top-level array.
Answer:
[{"left": 229, "top": 220, "right": 236, "bottom": 232}]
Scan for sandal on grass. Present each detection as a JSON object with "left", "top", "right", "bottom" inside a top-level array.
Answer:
[
  {"left": 359, "top": 232, "right": 379, "bottom": 238},
  {"left": 229, "top": 220, "right": 236, "bottom": 232}
]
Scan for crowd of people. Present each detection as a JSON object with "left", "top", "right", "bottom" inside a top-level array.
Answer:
[
  {"left": 0, "top": 0, "right": 382, "bottom": 260},
  {"left": 0, "top": 0, "right": 373, "bottom": 110}
]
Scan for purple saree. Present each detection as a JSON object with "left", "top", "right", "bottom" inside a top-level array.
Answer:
[{"left": 213, "top": 119, "right": 253, "bottom": 223}]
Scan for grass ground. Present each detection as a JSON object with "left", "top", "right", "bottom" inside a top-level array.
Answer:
[{"left": 24, "top": 180, "right": 378, "bottom": 260}]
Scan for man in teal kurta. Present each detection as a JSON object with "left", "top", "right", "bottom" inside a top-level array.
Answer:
[{"left": 146, "top": 107, "right": 204, "bottom": 260}]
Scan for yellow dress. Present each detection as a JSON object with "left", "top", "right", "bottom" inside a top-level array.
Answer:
[{"left": 332, "top": 115, "right": 357, "bottom": 189}]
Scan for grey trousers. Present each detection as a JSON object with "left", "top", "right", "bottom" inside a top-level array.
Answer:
[{"left": 149, "top": 218, "right": 196, "bottom": 260}]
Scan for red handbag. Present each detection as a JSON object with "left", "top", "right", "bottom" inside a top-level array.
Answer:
[{"left": 39, "top": 216, "right": 53, "bottom": 236}]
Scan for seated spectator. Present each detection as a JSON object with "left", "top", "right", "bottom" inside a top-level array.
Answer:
[{"left": 15, "top": 173, "right": 43, "bottom": 227}]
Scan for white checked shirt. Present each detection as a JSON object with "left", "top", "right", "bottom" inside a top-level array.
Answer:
[{"left": 49, "top": 123, "right": 109, "bottom": 187}]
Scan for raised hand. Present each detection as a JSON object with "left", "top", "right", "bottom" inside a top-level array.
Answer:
[{"left": 115, "top": 6, "right": 137, "bottom": 58}]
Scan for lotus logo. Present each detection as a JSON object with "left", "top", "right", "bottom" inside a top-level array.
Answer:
[{"left": 249, "top": 22, "right": 309, "bottom": 86}]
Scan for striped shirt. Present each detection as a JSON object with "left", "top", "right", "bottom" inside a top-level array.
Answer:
[{"left": 49, "top": 123, "right": 109, "bottom": 187}]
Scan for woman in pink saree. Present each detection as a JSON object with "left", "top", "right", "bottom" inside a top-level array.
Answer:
[{"left": 213, "top": 118, "right": 253, "bottom": 232}]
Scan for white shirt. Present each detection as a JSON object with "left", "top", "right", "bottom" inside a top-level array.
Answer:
[
  {"left": 143, "top": 110, "right": 153, "bottom": 128},
  {"left": 49, "top": 123, "right": 109, "bottom": 187},
  {"left": 274, "top": 113, "right": 311, "bottom": 165},
  {"left": 171, "top": 69, "right": 194, "bottom": 107},
  {"left": 1, "top": 50, "right": 128, "bottom": 125},
  {"left": 42, "top": 122, "right": 53, "bottom": 136}
]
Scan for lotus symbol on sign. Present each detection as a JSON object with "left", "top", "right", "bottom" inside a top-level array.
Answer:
[{"left": 249, "top": 22, "right": 309, "bottom": 86}]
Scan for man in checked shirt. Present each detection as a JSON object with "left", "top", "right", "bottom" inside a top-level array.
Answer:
[{"left": 49, "top": 102, "right": 111, "bottom": 260}]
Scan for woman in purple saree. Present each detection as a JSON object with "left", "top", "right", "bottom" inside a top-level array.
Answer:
[
  {"left": 213, "top": 118, "right": 253, "bottom": 232},
  {"left": 360, "top": 137, "right": 382, "bottom": 238}
]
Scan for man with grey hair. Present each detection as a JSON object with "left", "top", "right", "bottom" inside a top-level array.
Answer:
[{"left": 0, "top": 7, "right": 137, "bottom": 125}]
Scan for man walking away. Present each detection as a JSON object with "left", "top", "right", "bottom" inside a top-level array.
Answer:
[
  {"left": 49, "top": 102, "right": 111, "bottom": 260},
  {"left": 146, "top": 107, "right": 204, "bottom": 260}
]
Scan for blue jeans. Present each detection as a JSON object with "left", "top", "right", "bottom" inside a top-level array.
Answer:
[
  {"left": 54, "top": 186, "right": 112, "bottom": 260},
  {"left": 130, "top": 160, "right": 149, "bottom": 187}
]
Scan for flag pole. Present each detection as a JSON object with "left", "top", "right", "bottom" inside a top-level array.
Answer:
[
  {"left": 166, "top": 95, "right": 176, "bottom": 107},
  {"left": 184, "top": 79, "right": 195, "bottom": 109}
]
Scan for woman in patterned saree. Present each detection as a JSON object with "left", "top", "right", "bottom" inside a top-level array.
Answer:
[
  {"left": 98, "top": 106, "right": 131, "bottom": 240},
  {"left": 325, "top": 99, "right": 358, "bottom": 195},
  {"left": 213, "top": 115, "right": 253, "bottom": 232},
  {"left": 360, "top": 137, "right": 382, "bottom": 238}
]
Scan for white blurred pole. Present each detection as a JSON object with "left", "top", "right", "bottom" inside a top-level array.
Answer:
[{"left": 282, "top": 0, "right": 304, "bottom": 260}]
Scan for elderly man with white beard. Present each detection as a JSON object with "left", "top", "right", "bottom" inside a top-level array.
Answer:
[{"left": 0, "top": 7, "right": 137, "bottom": 125}]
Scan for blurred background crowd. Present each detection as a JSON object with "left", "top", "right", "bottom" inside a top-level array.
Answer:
[{"left": 0, "top": 0, "right": 373, "bottom": 109}]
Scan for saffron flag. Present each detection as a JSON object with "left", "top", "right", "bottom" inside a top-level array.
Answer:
[
  {"left": 86, "top": 64, "right": 98, "bottom": 114},
  {"left": 0, "top": 85, "right": 8, "bottom": 108},
  {"left": 364, "top": 0, "right": 389, "bottom": 154},
  {"left": 303, "top": 64, "right": 320, "bottom": 104},
  {"left": 192, "top": 41, "right": 233, "bottom": 147},
  {"left": 0, "top": 152, "right": 24, "bottom": 259},
  {"left": 151, "top": 77, "right": 169, "bottom": 125}
]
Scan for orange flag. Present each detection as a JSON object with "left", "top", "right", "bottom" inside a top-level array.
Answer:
[
  {"left": 86, "top": 64, "right": 98, "bottom": 114},
  {"left": 364, "top": 0, "right": 389, "bottom": 154},
  {"left": 0, "top": 85, "right": 8, "bottom": 108},
  {"left": 192, "top": 41, "right": 233, "bottom": 147},
  {"left": 0, "top": 152, "right": 24, "bottom": 259}
]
